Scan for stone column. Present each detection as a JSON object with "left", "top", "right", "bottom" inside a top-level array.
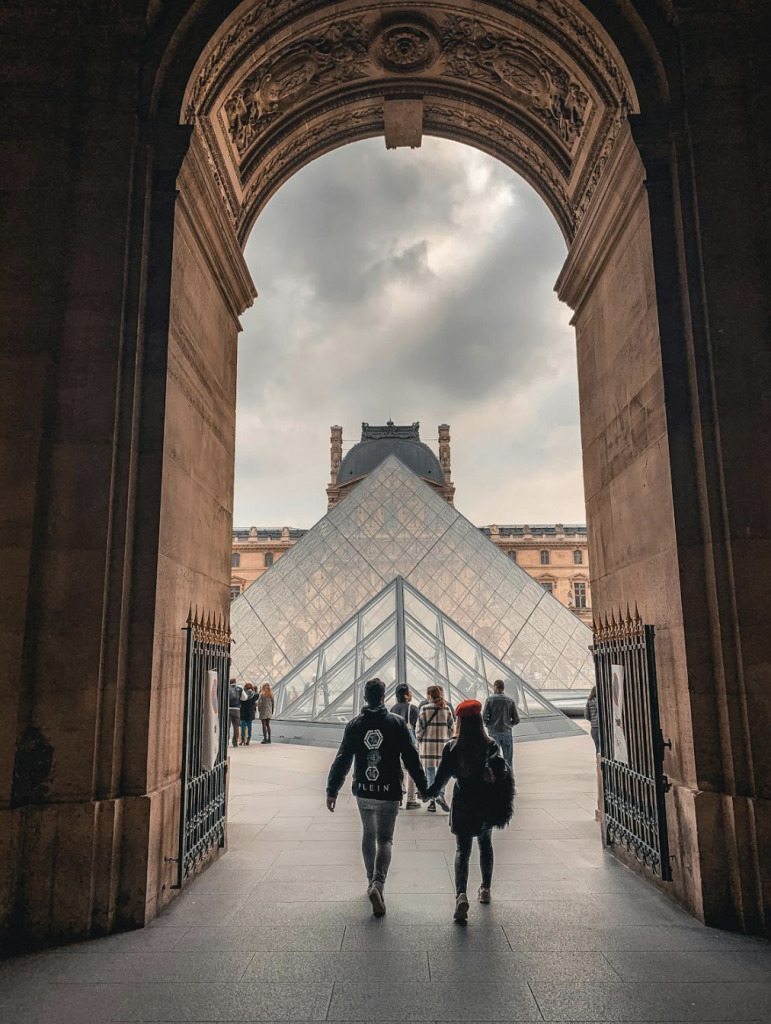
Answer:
[
  {"left": 327, "top": 425, "right": 343, "bottom": 509},
  {"left": 437, "top": 423, "right": 455, "bottom": 505}
]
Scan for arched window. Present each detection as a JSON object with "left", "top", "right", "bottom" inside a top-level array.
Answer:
[
  {"left": 573, "top": 549, "right": 583, "bottom": 564},
  {"left": 264, "top": 552, "right": 274, "bottom": 567},
  {"left": 508, "top": 550, "right": 517, "bottom": 562},
  {"left": 231, "top": 552, "right": 240, "bottom": 568},
  {"left": 540, "top": 550, "right": 550, "bottom": 565}
]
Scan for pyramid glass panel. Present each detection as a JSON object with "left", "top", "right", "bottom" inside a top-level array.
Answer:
[
  {"left": 256, "top": 577, "right": 580, "bottom": 737},
  {"left": 231, "top": 455, "right": 594, "bottom": 697}
]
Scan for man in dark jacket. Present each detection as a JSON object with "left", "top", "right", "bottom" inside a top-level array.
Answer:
[
  {"left": 228, "top": 679, "right": 243, "bottom": 748},
  {"left": 327, "top": 678, "right": 428, "bottom": 916},
  {"left": 390, "top": 684, "right": 421, "bottom": 809},
  {"left": 482, "top": 679, "right": 520, "bottom": 767}
]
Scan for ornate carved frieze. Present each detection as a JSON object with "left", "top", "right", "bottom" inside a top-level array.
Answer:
[
  {"left": 439, "top": 16, "right": 588, "bottom": 145},
  {"left": 224, "top": 20, "right": 370, "bottom": 155},
  {"left": 573, "top": 111, "right": 625, "bottom": 218},
  {"left": 371, "top": 17, "right": 440, "bottom": 73}
]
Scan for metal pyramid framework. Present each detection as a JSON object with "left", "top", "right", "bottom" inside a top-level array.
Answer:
[
  {"left": 231, "top": 454, "right": 593, "bottom": 695},
  {"left": 274, "top": 576, "right": 581, "bottom": 738}
]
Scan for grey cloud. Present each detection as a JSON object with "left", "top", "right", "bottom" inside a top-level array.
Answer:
[{"left": 235, "top": 137, "right": 584, "bottom": 527}]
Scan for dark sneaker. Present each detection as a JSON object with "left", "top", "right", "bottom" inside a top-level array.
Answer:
[
  {"left": 453, "top": 892, "right": 470, "bottom": 923},
  {"left": 436, "top": 796, "right": 450, "bottom": 813},
  {"left": 368, "top": 883, "right": 386, "bottom": 917},
  {"left": 427, "top": 800, "right": 437, "bottom": 812},
  {"left": 478, "top": 886, "right": 491, "bottom": 904}
]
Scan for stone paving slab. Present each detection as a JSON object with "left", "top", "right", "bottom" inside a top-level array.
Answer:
[{"left": 2, "top": 734, "right": 770, "bottom": 1024}]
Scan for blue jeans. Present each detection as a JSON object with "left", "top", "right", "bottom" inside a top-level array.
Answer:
[
  {"left": 425, "top": 765, "right": 446, "bottom": 799},
  {"left": 490, "top": 730, "right": 513, "bottom": 768},
  {"left": 240, "top": 719, "right": 252, "bottom": 743}
]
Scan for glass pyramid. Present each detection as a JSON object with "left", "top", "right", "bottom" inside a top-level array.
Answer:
[
  {"left": 231, "top": 454, "right": 594, "bottom": 695},
  {"left": 273, "top": 576, "right": 580, "bottom": 736}
]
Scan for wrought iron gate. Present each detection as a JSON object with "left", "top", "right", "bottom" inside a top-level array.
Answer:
[
  {"left": 592, "top": 609, "right": 671, "bottom": 880},
  {"left": 176, "top": 608, "right": 231, "bottom": 888}
]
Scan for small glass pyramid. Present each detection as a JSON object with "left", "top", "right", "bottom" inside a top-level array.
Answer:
[
  {"left": 231, "top": 454, "right": 594, "bottom": 696},
  {"left": 273, "top": 576, "right": 578, "bottom": 734}
]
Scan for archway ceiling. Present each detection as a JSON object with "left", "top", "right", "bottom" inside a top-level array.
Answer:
[{"left": 184, "top": 0, "right": 635, "bottom": 243}]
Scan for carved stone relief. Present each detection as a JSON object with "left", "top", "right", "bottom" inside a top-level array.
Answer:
[
  {"left": 371, "top": 18, "right": 440, "bottom": 72},
  {"left": 224, "top": 20, "right": 370, "bottom": 155},
  {"left": 440, "top": 16, "right": 588, "bottom": 144}
]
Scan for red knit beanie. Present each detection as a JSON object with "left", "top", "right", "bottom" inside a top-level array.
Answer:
[{"left": 455, "top": 699, "right": 482, "bottom": 719}]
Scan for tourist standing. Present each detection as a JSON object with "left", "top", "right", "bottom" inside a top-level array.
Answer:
[
  {"left": 239, "top": 683, "right": 258, "bottom": 746},
  {"left": 390, "top": 684, "right": 420, "bottom": 809},
  {"left": 228, "top": 679, "right": 243, "bottom": 748},
  {"left": 482, "top": 679, "right": 519, "bottom": 767},
  {"left": 585, "top": 686, "right": 600, "bottom": 753},
  {"left": 416, "top": 685, "right": 454, "bottom": 813},
  {"left": 258, "top": 683, "right": 274, "bottom": 744},
  {"left": 425, "top": 699, "right": 514, "bottom": 922},
  {"left": 326, "top": 678, "right": 428, "bottom": 916}
]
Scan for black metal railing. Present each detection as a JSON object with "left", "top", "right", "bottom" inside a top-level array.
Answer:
[
  {"left": 592, "top": 608, "right": 671, "bottom": 880},
  {"left": 176, "top": 608, "right": 231, "bottom": 888}
]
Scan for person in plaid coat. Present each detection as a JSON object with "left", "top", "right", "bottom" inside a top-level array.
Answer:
[{"left": 416, "top": 685, "right": 454, "bottom": 813}]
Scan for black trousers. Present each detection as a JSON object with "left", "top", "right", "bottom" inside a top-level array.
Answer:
[{"left": 454, "top": 829, "right": 494, "bottom": 895}]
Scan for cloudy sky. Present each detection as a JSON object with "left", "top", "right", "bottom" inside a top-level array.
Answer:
[{"left": 235, "top": 136, "right": 585, "bottom": 529}]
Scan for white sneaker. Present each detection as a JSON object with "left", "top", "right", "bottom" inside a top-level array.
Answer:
[
  {"left": 453, "top": 892, "right": 470, "bottom": 922},
  {"left": 368, "top": 882, "right": 386, "bottom": 916}
]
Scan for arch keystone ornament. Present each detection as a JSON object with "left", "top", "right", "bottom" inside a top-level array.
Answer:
[{"left": 371, "top": 15, "right": 441, "bottom": 73}]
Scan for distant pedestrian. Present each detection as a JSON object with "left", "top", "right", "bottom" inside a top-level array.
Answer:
[
  {"left": 326, "top": 678, "right": 428, "bottom": 917},
  {"left": 482, "top": 679, "right": 519, "bottom": 767},
  {"left": 258, "top": 683, "right": 275, "bottom": 744},
  {"left": 416, "top": 685, "right": 454, "bottom": 813},
  {"left": 239, "top": 683, "right": 258, "bottom": 745},
  {"left": 425, "top": 699, "right": 514, "bottom": 922},
  {"left": 585, "top": 686, "right": 600, "bottom": 753},
  {"left": 390, "top": 684, "right": 420, "bottom": 808},
  {"left": 228, "top": 678, "right": 243, "bottom": 747}
]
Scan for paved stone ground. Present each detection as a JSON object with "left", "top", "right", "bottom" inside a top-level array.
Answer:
[{"left": 3, "top": 731, "right": 771, "bottom": 1022}]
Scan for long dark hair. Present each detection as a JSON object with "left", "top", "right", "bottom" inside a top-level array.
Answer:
[{"left": 454, "top": 712, "right": 490, "bottom": 775}]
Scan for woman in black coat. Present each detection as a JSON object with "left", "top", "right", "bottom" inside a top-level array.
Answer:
[{"left": 425, "top": 698, "right": 514, "bottom": 922}]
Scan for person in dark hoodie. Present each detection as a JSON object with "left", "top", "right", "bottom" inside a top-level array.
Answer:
[{"left": 326, "top": 678, "right": 428, "bottom": 916}]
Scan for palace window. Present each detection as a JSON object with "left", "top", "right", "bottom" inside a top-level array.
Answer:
[
  {"left": 574, "top": 581, "right": 588, "bottom": 608},
  {"left": 540, "top": 550, "right": 550, "bottom": 565},
  {"left": 264, "top": 552, "right": 274, "bottom": 567},
  {"left": 508, "top": 550, "right": 517, "bottom": 562},
  {"left": 231, "top": 552, "right": 240, "bottom": 568},
  {"left": 573, "top": 549, "right": 583, "bottom": 564},
  {"left": 230, "top": 585, "right": 241, "bottom": 600},
  {"left": 540, "top": 580, "right": 554, "bottom": 594}
]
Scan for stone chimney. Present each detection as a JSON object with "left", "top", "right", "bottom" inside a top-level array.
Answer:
[
  {"left": 327, "top": 425, "right": 343, "bottom": 509},
  {"left": 437, "top": 423, "right": 455, "bottom": 505}
]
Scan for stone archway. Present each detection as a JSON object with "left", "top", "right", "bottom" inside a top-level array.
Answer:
[{"left": 2, "top": 0, "right": 769, "bottom": 950}]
